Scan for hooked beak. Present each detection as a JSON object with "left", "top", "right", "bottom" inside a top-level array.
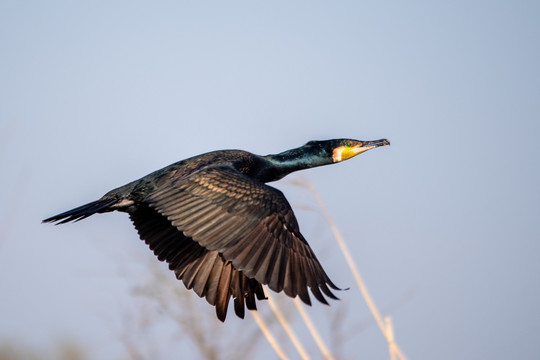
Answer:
[
  {"left": 335, "top": 138, "right": 390, "bottom": 162},
  {"left": 356, "top": 138, "right": 390, "bottom": 152}
]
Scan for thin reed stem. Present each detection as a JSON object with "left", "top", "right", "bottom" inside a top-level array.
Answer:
[
  {"left": 266, "top": 291, "right": 311, "bottom": 360},
  {"left": 251, "top": 311, "right": 289, "bottom": 360},
  {"left": 293, "top": 298, "right": 335, "bottom": 360}
]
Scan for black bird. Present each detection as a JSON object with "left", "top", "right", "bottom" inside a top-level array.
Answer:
[{"left": 44, "top": 138, "right": 390, "bottom": 321}]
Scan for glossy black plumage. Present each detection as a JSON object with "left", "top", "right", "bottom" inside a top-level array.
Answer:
[{"left": 44, "top": 138, "right": 389, "bottom": 321}]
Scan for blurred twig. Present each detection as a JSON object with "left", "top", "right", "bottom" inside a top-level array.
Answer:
[
  {"left": 127, "top": 257, "right": 267, "bottom": 360},
  {"left": 0, "top": 340, "right": 86, "bottom": 360}
]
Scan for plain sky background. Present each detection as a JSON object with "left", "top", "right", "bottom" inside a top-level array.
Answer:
[{"left": 1, "top": 1, "right": 539, "bottom": 359}]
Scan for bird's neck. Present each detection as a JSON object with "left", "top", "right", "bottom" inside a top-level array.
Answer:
[{"left": 258, "top": 147, "right": 332, "bottom": 182}]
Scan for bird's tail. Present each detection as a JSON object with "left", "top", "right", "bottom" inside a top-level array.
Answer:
[{"left": 42, "top": 198, "right": 118, "bottom": 224}]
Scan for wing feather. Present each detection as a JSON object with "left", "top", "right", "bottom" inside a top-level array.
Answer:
[
  {"left": 215, "top": 261, "right": 233, "bottom": 321},
  {"left": 129, "top": 205, "right": 264, "bottom": 322}
]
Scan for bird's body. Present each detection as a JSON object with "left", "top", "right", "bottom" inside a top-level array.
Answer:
[{"left": 44, "top": 138, "right": 389, "bottom": 321}]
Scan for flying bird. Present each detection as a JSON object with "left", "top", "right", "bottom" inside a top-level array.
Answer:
[{"left": 44, "top": 138, "right": 390, "bottom": 321}]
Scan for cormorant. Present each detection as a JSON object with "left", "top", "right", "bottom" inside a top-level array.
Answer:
[{"left": 44, "top": 138, "right": 390, "bottom": 321}]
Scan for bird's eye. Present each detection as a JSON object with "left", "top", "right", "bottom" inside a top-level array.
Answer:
[{"left": 345, "top": 142, "right": 351, "bottom": 147}]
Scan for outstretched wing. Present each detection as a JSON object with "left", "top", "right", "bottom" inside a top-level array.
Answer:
[
  {"left": 129, "top": 205, "right": 265, "bottom": 322},
  {"left": 145, "top": 165, "right": 340, "bottom": 307}
]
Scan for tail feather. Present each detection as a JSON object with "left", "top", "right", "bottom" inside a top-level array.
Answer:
[{"left": 43, "top": 198, "right": 118, "bottom": 224}]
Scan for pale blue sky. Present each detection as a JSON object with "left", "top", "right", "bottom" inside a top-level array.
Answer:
[{"left": 1, "top": 1, "right": 539, "bottom": 359}]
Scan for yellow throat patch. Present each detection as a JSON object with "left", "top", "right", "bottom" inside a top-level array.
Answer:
[{"left": 332, "top": 145, "right": 373, "bottom": 162}]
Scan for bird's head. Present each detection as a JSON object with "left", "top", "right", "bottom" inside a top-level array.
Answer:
[{"left": 304, "top": 138, "right": 391, "bottom": 163}]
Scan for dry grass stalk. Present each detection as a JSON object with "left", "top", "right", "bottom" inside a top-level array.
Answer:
[
  {"left": 266, "top": 291, "right": 310, "bottom": 360},
  {"left": 250, "top": 310, "right": 289, "bottom": 360},
  {"left": 293, "top": 298, "right": 335, "bottom": 360},
  {"left": 385, "top": 316, "right": 397, "bottom": 360}
]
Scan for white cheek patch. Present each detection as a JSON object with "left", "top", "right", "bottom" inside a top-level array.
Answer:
[{"left": 332, "top": 146, "right": 345, "bottom": 162}]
